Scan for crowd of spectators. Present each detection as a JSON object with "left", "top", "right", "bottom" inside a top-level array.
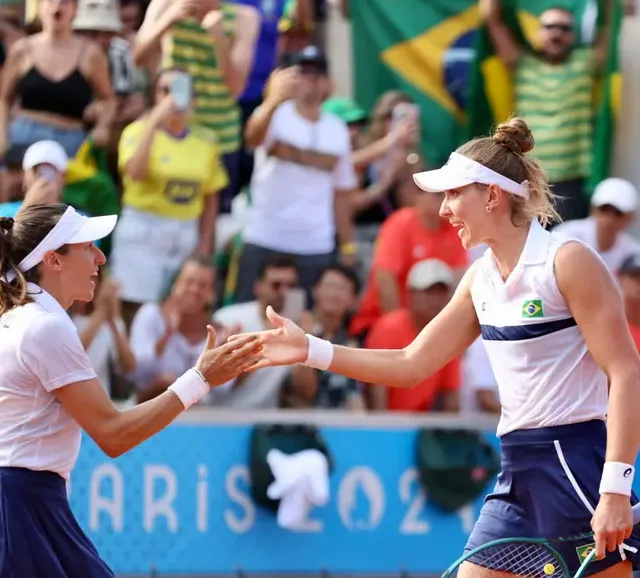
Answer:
[{"left": 0, "top": 0, "right": 639, "bottom": 417}]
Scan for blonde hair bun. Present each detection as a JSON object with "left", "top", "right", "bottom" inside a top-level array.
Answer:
[{"left": 493, "top": 117, "right": 535, "bottom": 155}]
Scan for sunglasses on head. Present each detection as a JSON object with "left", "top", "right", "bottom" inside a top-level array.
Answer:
[{"left": 542, "top": 23, "right": 573, "bottom": 33}]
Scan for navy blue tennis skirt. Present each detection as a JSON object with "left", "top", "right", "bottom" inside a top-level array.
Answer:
[
  {"left": 0, "top": 466, "right": 114, "bottom": 577},
  {"left": 465, "top": 420, "right": 640, "bottom": 576}
]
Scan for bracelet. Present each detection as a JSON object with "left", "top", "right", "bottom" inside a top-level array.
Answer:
[
  {"left": 599, "top": 462, "right": 635, "bottom": 496},
  {"left": 302, "top": 334, "right": 333, "bottom": 370},
  {"left": 168, "top": 368, "right": 210, "bottom": 410}
]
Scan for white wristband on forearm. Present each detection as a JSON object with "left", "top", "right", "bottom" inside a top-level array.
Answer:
[
  {"left": 168, "top": 368, "right": 209, "bottom": 410},
  {"left": 599, "top": 462, "right": 635, "bottom": 496},
  {"left": 302, "top": 334, "right": 333, "bottom": 370}
]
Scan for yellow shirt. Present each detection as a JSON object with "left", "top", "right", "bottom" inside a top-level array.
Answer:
[{"left": 118, "top": 120, "right": 229, "bottom": 220}]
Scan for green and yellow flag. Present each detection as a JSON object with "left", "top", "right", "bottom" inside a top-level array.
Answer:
[
  {"left": 350, "top": 0, "right": 479, "bottom": 167},
  {"left": 465, "top": 0, "right": 622, "bottom": 193}
]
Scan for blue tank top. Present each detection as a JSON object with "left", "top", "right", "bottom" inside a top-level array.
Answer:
[{"left": 237, "top": 0, "right": 288, "bottom": 102}]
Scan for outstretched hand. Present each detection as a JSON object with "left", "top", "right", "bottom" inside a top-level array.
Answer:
[
  {"left": 227, "top": 306, "right": 309, "bottom": 370},
  {"left": 196, "top": 325, "right": 263, "bottom": 386}
]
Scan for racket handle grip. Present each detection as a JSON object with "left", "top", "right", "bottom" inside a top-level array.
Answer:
[{"left": 633, "top": 502, "right": 640, "bottom": 525}]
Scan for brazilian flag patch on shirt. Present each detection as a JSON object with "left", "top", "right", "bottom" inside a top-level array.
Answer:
[{"left": 522, "top": 299, "right": 544, "bottom": 319}]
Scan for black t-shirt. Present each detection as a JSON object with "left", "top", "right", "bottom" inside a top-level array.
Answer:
[{"left": 354, "top": 165, "right": 399, "bottom": 225}]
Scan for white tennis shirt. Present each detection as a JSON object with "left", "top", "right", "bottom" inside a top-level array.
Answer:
[
  {"left": 471, "top": 219, "right": 609, "bottom": 436},
  {"left": 0, "top": 283, "right": 96, "bottom": 478}
]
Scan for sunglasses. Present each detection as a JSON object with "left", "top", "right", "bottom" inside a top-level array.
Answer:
[
  {"left": 269, "top": 280, "right": 297, "bottom": 291},
  {"left": 598, "top": 204, "right": 625, "bottom": 218},
  {"left": 542, "top": 23, "right": 573, "bottom": 33}
]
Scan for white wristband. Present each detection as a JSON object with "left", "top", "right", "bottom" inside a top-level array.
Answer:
[
  {"left": 302, "top": 334, "right": 333, "bottom": 370},
  {"left": 599, "top": 462, "right": 635, "bottom": 496},
  {"left": 168, "top": 368, "right": 209, "bottom": 410}
]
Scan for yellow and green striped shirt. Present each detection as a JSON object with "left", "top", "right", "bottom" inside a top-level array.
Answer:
[
  {"left": 162, "top": 3, "right": 241, "bottom": 154},
  {"left": 514, "top": 48, "right": 595, "bottom": 183}
]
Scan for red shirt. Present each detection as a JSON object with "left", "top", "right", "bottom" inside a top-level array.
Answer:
[
  {"left": 365, "top": 309, "right": 461, "bottom": 412},
  {"left": 351, "top": 208, "right": 467, "bottom": 336},
  {"left": 629, "top": 323, "right": 640, "bottom": 352}
]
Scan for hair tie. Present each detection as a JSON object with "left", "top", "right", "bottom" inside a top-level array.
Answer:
[{"left": 0, "top": 217, "right": 14, "bottom": 233}]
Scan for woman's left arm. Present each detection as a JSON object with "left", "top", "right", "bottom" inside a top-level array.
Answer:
[
  {"left": 198, "top": 192, "right": 219, "bottom": 257},
  {"left": 556, "top": 241, "right": 640, "bottom": 556},
  {"left": 84, "top": 43, "right": 117, "bottom": 146}
]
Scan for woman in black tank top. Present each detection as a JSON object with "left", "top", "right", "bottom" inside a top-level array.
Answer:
[{"left": 0, "top": 0, "right": 115, "bottom": 159}]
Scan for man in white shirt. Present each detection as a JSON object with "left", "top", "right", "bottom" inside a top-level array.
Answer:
[
  {"left": 211, "top": 255, "right": 300, "bottom": 408},
  {"left": 553, "top": 177, "right": 640, "bottom": 274},
  {"left": 239, "top": 45, "right": 358, "bottom": 304}
]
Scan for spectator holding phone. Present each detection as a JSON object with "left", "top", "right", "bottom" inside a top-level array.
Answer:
[
  {"left": 0, "top": 139, "right": 68, "bottom": 217},
  {"left": 110, "top": 68, "right": 228, "bottom": 328}
]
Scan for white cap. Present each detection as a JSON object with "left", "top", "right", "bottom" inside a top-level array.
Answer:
[
  {"left": 3, "top": 206, "right": 117, "bottom": 283},
  {"left": 590, "top": 178, "right": 639, "bottom": 214},
  {"left": 22, "top": 140, "right": 69, "bottom": 172},
  {"left": 413, "top": 152, "right": 528, "bottom": 199},
  {"left": 407, "top": 259, "right": 454, "bottom": 290}
]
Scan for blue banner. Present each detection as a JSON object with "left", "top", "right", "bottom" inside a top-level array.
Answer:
[{"left": 66, "top": 424, "right": 504, "bottom": 574}]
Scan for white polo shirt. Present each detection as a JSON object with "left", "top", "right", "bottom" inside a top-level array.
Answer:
[
  {"left": 472, "top": 220, "right": 608, "bottom": 436},
  {"left": 0, "top": 283, "right": 96, "bottom": 478},
  {"left": 244, "top": 100, "right": 358, "bottom": 255}
]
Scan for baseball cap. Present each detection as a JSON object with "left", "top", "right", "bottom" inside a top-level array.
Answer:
[
  {"left": 590, "top": 178, "right": 639, "bottom": 214},
  {"left": 322, "top": 97, "right": 368, "bottom": 124},
  {"left": 295, "top": 45, "right": 328, "bottom": 72},
  {"left": 620, "top": 254, "right": 640, "bottom": 276},
  {"left": 22, "top": 140, "right": 69, "bottom": 172},
  {"left": 407, "top": 259, "right": 454, "bottom": 290}
]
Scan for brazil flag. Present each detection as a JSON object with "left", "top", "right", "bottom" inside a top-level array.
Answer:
[
  {"left": 465, "top": 0, "right": 622, "bottom": 193},
  {"left": 349, "top": 0, "right": 479, "bottom": 167}
]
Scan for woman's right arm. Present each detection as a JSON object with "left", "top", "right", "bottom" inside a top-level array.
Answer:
[
  {"left": 332, "top": 266, "right": 480, "bottom": 386},
  {"left": 248, "top": 263, "right": 482, "bottom": 388},
  {"left": 23, "top": 314, "right": 261, "bottom": 458},
  {"left": 0, "top": 38, "right": 24, "bottom": 158},
  {"left": 122, "top": 96, "right": 174, "bottom": 181}
]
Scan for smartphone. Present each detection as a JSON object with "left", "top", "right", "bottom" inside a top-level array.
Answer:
[
  {"left": 171, "top": 72, "right": 192, "bottom": 112},
  {"left": 282, "top": 288, "right": 307, "bottom": 322},
  {"left": 36, "top": 165, "right": 57, "bottom": 183},
  {"left": 392, "top": 102, "right": 420, "bottom": 125}
]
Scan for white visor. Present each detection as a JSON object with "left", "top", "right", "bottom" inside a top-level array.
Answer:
[
  {"left": 413, "top": 152, "right": 529, "bottom": 199},
  {"left": 4, "top": 206, "right": 117, "bottom": 283}
]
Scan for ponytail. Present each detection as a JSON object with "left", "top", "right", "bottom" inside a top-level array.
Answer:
[{"left": 0, "top": 217, "right": 31, "bottom": 316}]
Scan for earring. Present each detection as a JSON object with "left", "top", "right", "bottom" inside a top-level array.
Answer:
[{"left": 485, "top": 205, "right": 492, "bottom": 213}]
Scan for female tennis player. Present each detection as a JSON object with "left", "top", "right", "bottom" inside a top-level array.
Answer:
[
  {"left": 0, "top": 203, "right": 261, "bottom": 576},
  {"left": 231, "top": 118, "right": 640, "bottom": 578}
]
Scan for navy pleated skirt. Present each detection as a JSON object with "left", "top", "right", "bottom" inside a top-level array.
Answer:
[{"left": 0, "top": 466, "right": 114, "bottom": 577}]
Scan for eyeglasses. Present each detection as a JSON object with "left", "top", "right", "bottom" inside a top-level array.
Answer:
[{"left": 542, "top": 23, "right": 573, "bottom": 33}]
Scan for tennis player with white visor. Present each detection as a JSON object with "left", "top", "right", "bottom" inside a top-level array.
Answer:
[
  {"left": 230, "top": 118, "right": 640, "bottom": 578},
  {"left": 0, "top": 203, "right": 262, "bottom": 576}
]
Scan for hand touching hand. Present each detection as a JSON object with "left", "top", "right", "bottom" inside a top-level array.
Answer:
[
  {"left": 196, "top": 325, "right": 262, "bottom": 387},
  {"left": 227, "top": 306, "right": 309, "bottom": 370}
]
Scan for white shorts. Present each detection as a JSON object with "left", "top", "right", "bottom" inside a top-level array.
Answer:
[{"left": 109, "top": 207, "right": 198, "bottom": 303}]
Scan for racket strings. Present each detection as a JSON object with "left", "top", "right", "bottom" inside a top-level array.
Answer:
[{"left": 464, "top": 542, "right": 565, "bottom": 578}]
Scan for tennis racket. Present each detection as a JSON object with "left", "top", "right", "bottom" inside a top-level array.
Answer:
[{"left": 442, "top": 502, "right": 640, "bottom": 578}]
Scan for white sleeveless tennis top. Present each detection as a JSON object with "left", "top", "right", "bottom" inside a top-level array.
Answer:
[{"left": 471, "top": 219, "right": 608, "bottom": 437}]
